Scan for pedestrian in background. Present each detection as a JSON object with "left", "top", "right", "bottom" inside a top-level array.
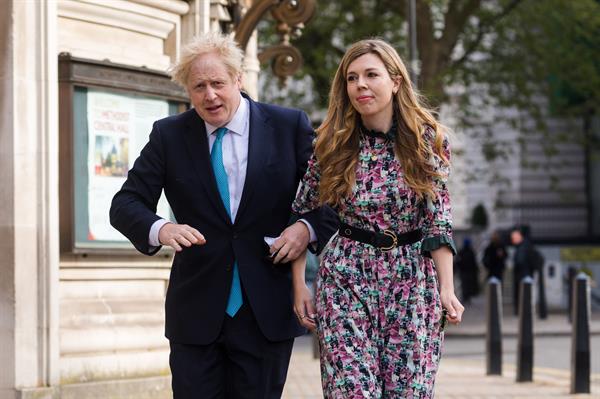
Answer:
[
  {"left": 290, "top": 38, "right": 464, "bottom": 399},
  {"left": 455, "top": 237, "right": 480, "bottom": 305},
  {"left": 483, "top": 230, "right": 507, "bottom": 281},
  {"left": 511, "top": 225, "right": 542, "bottom": 315}
]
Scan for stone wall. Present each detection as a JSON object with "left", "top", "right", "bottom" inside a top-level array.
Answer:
[{"left": 1, "top": 1, "right": 261, "bottom": 397}]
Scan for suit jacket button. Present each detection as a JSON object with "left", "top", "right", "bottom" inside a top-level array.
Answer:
[
  {"left": 232, "top": 233, "right": 238, "bottom": 239},
  {"left": 225, "top": 265, "right": 232, "bottom": 272}
]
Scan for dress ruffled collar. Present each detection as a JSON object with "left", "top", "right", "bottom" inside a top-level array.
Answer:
[{"left": 359, "top": 118, "right": 397, "bottom": 142}]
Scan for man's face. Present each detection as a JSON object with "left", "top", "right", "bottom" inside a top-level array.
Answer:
[
  {"left": 511, "top": 230, "right": 523, "bottom": 245},
  {"left": 186, "top": 52, "right": 242, "bottom": 127}
]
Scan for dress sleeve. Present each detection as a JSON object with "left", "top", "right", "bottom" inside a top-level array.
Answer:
[
  {"left": 292, "top": 150, "right": 322, "bottom": 215},
  {"left": 420, "top": 127, "right": 457, "bottom": 257}
]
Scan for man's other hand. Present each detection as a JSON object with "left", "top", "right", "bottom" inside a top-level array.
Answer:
[
  {"left": 159, "top": 223, "right": 206, "bottom": 252},
  {"left": 270, "top": 222, "right": 310, "bottom": 264}
]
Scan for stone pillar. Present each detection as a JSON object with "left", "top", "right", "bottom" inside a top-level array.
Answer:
[
  {"left": 237, "top": 0, "right": 260, "bottom": 99},
  {"left": 0, "top": 0, "right": 60, "bottom": 398},
  {"left": 182, "top": 0, "right": 211, "bottom": 42},
  {"left": 243, "top": 30, "right": 260, "bottom": 100}
]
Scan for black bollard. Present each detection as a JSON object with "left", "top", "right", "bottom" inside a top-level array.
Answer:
[
  {"left": 516, "top": 276, "right": 534, "bottom": 382},
  {"left": 537, "top": 264, "right": 548, "bottom": 319},
  {"left": 486, "top": 277, "right": 503, "bottom": 375},
  {"left": 570, "top": 273, "right": 591, "bottom": 394},
  {"left": 567, "top": 266, "right": 578, "bottom": 323}
]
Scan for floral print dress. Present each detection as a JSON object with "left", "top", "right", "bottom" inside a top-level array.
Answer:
[{"left": 292, "top": 126, "right": 456, "bottom": 398}]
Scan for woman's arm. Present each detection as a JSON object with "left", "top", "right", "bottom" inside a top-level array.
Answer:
[
  {"left": 431, "top": 245, "right": 464, "bottom": 325},
  {"left": 291, "top": 250, "right": 317, "bottom": 331}
]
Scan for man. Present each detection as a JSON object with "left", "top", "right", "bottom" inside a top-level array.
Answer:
[
  {"left": 482, "top": 231, "right": 507, "bottom": 282},
  {"left": 110, "top": 32, "right": 336, "bottom": 398},
  {"left": 455, "top": 237, "right": 480, "bottom": 305},
  {"left": 510, "top": 225, "right": 543, "bottom": 315}
]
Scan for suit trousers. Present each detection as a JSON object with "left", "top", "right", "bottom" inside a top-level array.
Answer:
[{"left": 169, "top": 300, "right": 294, "bottom": 399}]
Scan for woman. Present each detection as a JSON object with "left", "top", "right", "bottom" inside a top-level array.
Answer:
[{"left": 291, "top": 39, "right": 464, "bottom": 398}]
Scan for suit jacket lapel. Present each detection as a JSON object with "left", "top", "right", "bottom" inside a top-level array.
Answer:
[
  {"left": 234, "top": 98, "right": 273, "bottom": 225},
  {"left": 182, "top": 109, "right": 232, "bottom": 225}
]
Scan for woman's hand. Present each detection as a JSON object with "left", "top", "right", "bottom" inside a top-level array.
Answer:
[
  {"left": 293, "top": 282, "right": 317, "bottom": 331},
  {"left": 440, "top": 289, "right": 464, "bottom": 326},
  {"left": 431, "top": 246, "right": 464, "bottom": 326}
]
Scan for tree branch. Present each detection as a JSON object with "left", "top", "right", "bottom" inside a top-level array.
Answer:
[
  {"left": 452, "top": 0, "right": 525, "bottom": 68},
  {"left": 439, "top": 0, "right": 482, "bottom": 62}
]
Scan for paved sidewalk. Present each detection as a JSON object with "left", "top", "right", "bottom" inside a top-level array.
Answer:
[
  {"left": 284, "top": 290, "right": 600, "bottom": 399},
  {"left": 283, "top": 335, "right": 600, "bottom": 398}
]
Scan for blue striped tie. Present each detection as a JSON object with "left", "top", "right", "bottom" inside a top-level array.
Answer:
[{"left": 211, "top": 127, "right": 242, "bottom": 317}]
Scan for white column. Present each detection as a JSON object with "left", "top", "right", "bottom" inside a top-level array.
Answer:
[
  {"left": 0, "top": 0, "right": 59, "bottom": 396},
  {"left": 243, "top": 30, "right": 260, "bottom": 100},
  {"left": 236, "top": 0, "right": 260, "bottom": 99},
  {"left": 182, "top": 0, "right": 211, "bottom": 42}
]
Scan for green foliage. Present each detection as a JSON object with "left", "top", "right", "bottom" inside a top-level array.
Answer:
[
  {"left": 258, "top": 0, "right": 407, "bottom": 113},
  {"left": 258, "top": 0, "right": 600, "bottom": 178},
  {"left": 456, "top": 0, "right": 600, "bottom": 127}
]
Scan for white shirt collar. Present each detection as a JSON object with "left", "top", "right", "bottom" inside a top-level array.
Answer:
[{"left": 205, "top": 94, "right": 249, "bottom": 137}]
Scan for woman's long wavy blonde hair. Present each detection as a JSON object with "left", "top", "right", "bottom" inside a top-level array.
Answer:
[{"left": 315, "top": 39, "right": 449, "bottom": 207}]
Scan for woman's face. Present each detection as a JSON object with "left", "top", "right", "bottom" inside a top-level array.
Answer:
[{"left": 346, "top": 53, "right": 399, "bottom": 125}]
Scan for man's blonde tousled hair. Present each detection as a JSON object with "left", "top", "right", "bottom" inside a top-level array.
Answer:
[
  {"left": 315, "top": 38, "right": 449, "bottom": 207},
  {"left": 169, "top": 31, "right": 245, "bottom": 87}
]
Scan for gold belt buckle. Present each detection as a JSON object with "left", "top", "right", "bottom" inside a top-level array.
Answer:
[{"left": 380, "top": 230, "right": 398, "bottom": 251}]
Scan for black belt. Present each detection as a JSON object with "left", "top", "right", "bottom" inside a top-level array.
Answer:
[{"left": 339, "top": 222, "right": 422, "bottom": 251}]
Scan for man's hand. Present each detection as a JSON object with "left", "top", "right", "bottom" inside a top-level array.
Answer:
[
  {"left": 159, "top": 223, "right": 206, "bottom": 252},
  {"left": 269, "top": 222, "right": 310, "bottom": 264}
]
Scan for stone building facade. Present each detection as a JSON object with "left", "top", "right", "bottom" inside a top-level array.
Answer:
[{"left": 1, "top": 1, "right": 262, "bottom": 397}]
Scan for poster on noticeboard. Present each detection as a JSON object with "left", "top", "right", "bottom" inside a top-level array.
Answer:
[{"left": 81, "top": 89, "right": 173, "bottom": 244}]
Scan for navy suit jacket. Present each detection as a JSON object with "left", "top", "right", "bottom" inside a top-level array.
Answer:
[{"left": 110, "top": 94, "right": 337, "bottom": 344}]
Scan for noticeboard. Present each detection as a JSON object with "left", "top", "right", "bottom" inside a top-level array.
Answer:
[{"left": 59, "top": 54, "right": 189, "bottom": 253}]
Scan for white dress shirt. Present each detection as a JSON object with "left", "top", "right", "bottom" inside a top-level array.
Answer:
[{"left": 148, "top": 94, "right": 315, "bottom": 247}]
